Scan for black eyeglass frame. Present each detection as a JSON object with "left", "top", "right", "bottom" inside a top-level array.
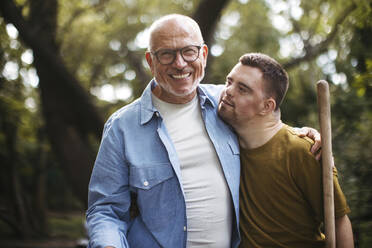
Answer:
[{"left": 151, "top": 45, "right": 203, "bottom": 65}]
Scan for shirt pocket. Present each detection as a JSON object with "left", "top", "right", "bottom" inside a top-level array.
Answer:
[
  {"left": 129, "top": 163, "right": 178, "bottom": 226},
  {"left": 129, "top": 163, "right": 175, "bottom": 190}
]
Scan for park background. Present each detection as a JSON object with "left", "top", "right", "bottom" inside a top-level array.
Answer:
[{"left": 0, "top": 0, "right": 371, "bottom": 247}]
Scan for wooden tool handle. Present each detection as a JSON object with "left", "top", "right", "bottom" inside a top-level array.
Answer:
[{"left": 317, "top": 80, "right": 336, "bottom": 248}]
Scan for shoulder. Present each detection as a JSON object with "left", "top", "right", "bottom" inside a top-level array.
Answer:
[
  {"left": 198, "top": 83, "right": 224, "bottom": 104},
  {"left": 282, "top": 125, "right": 320, "bottom": 178},
  {"left": 199, "top": 83, "right": 224, "bottom": 95},
  {"left": 109, "top": 99, "right": 140, "bottom": 122},
  {"left": 103, "top": 99, "right": 141, "bottom": 135},
  {"left": 283, "top": 125, "right": 315, "bottom": 158}
]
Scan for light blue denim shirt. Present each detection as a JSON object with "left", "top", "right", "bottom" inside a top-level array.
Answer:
[{"left": 86, "top": 80, "right": 241, "bottom": 248}]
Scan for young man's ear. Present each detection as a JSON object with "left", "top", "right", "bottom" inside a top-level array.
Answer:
[{"left": 260, "top": 98, "right": 276, "bottom": 115}]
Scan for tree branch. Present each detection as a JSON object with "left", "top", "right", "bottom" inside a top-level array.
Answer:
[
  {"left": 192, "top": 0, "right": 231, "bottom": 83},
  {"left": 59, "top": 0, "right": 111, "bottom": 39},
  {"left": 283, "top": 3, "right": 357, "bottom": 70},
  {"left": 192, "top": 0, "right": 230, "bottom": 47}
]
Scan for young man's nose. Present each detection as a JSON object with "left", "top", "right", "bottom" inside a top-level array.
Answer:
[{"left": 225, "top": 85, "right": 234, "bottom": 96}]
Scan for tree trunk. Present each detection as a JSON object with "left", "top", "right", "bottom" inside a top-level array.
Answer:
[
  {"left": 0, "top": 99, "right": 34, "bottom": 237},
  {"left": 192, "top": 0, "right": 231, "bottom": 84},
  {"left": 0, "top": 0, "right": 104, "bottom": 206},
  {"left": 32, "top": 128, "right": 48, "bottom": 235}
]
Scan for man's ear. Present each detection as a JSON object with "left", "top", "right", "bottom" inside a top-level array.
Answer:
[
  {"left": 260, "top": 98, "right": 276, "bottom": 115},
  {"left": 201, "top": 44, "right": 208, "bottom": 66},
  {"left": 145, "top": 52, "right": 154, "bottom": 73}
]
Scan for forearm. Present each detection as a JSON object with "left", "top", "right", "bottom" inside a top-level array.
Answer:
[
  {"left": 87, "top": 158, "right": 131, "bottom": 248},
  {"left": 86, "top": 176, "right": 131, "bottom": 248},
  {"left": 336, "top": 215, "right": 354, "bottom": 248},
  {"left": 86, "top": 204, "right": 130, "bottom": 248}
]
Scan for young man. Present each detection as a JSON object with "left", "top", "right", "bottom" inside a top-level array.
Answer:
[{"left": 218, "top": 53, "right": 353, "bottom": 247}]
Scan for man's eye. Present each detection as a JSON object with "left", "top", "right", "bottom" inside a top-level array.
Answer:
[
  {"left": 183, "top": 49, "right": 196, "bottom": 55},
  {"left": 159, "top": 50, "right": 173, "bottom": 57}
]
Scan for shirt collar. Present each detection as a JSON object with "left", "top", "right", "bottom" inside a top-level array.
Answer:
[
  {"left": 197, "top": 84, "right": 216, "bottom": 109},
  {"left": 140, "top": 79, "right": 158, "bottom": 125}
]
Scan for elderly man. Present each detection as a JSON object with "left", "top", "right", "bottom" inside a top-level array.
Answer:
[
  {"left": 86, "top": 14, "right": 320, "bottom": 248},
  {"left": 218, "top": 53, "right": 353, "bottom": 247}
]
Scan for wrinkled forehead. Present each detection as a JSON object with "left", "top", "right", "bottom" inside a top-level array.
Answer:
[{"left": 149, "top": 17, "right": 203, "bottom": 50}]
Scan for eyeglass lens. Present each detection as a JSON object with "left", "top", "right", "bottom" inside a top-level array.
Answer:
[{"left": 156, "top": 46, "right": 200, "bottom": 65}]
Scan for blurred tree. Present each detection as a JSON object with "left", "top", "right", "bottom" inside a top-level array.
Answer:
[
  {"left": 0, "top": 0, "right": 104, "bottom": 213},
  {"left": 0, "top": 36, "right": 48, "bottom": 237},
  {"left": 331, "top": 5, "right": 372, "bottom": 245}
]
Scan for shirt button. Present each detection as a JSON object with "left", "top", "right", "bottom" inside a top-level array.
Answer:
[
  {"left": 183, "top": 226, "right": 186, "bottom": 231},
  {"left": 143, "top": 181, "right": 149, "bottom": 186}
]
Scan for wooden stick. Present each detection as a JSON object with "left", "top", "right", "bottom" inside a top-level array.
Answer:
[{"left": 317, "top": 80, "right": 336, "bottom": 248}]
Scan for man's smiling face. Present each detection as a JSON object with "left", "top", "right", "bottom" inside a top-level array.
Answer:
[{"left": 146, "top": 17, "right": 207, "bottom": 103}]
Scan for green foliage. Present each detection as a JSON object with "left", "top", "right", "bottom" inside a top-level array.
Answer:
[
  {"left": 210, "top": 0, "right": 281, "bottom": 84},
  {"left": 57, "top": 0, "right": 192, "bottom": 96}
]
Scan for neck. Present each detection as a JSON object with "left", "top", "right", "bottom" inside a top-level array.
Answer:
[
  {"left": 236, "top": 110, "right": 283, "bottom": 150},
  {"left": 152, "top": 84, "right": 197, "bottom": 104}
]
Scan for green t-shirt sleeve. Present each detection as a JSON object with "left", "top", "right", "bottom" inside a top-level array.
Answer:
[
  {"left": 332, "top": 166, "right": 351, "bottom": 218},
  {"left": 290, "top": 138, "right": 350, "bottom": 222}
]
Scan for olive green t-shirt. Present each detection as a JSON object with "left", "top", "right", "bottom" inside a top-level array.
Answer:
[{"left": 239, "top": 125, "right": 350, "bottom": 248}]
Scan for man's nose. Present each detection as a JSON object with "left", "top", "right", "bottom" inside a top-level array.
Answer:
[{"left": 173, "top": 52, "right": 187, "bottom": 68}]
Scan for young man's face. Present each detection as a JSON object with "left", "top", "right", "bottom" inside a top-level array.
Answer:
[{"left": 218, "top": 63, "right": 267, "bottom": 127}]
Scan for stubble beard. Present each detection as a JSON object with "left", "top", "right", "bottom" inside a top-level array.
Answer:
[
  {"left": 218, "top": 104, "right": 236, "bottom": 127},
  {"left": 161, "top": 70, "right": 204, "bottom": 98}
]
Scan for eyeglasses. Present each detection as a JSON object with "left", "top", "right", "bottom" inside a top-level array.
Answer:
[{"left": 151, "top": 45, "right": 202, "bottom": 65}]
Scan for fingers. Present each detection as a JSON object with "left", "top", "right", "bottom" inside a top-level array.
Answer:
[
  {"left": 332, "top": 156, "right": 336, "bottom": 168},
  {"left": 293, "top": 127, "right": 307, "bottom": 137},
  {"left": 310, "top": 130, "right": 321, "bottom": 153},
  {"left": 310, "top": 129, "right": 322, "bottom": 161},
  {"left": 315, "top": 149, "right": 322, "bottom": 161},
  {"left": 294, "top": 127, "right": 322, "bottom": 160}
]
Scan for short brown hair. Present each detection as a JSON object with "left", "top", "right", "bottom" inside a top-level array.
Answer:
[{"left": 239, "top": 53, "right": 289, "bottom": 110}]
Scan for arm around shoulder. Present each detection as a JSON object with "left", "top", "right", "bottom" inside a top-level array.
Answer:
[{"left": 336, "top": 214, "right": 354, "bottom": 248}]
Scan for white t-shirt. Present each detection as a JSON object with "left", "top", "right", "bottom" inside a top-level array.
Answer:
[{"left": 152, "top": 93, "right": 232, "bottom": 248}]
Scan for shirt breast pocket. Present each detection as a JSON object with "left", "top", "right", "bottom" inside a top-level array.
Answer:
[
  {"left": 129, "top": 163, "right": 178, "bottom": 225},
  {"left": 129, "top": 163, "right": 175, "bottom": 190}
]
